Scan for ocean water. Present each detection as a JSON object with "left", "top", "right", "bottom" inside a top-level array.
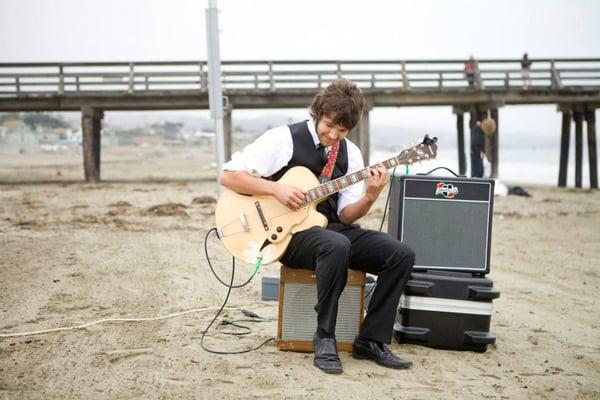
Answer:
[{"left": 372, "top": 144, "right": 592, "bottom": 187}]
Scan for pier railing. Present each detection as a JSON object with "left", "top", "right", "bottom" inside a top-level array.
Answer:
[{"left": 1, "top": 58, "right": 599, "bottom": 97}]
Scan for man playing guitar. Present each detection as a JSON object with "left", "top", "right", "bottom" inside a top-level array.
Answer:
[{"left": 220, "top": 79, "right": 415, "bottom": 374}]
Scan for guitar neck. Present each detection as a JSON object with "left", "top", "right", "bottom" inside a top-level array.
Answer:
[{"left": 301, "top": 155, "right": 404, "bottom": 207}]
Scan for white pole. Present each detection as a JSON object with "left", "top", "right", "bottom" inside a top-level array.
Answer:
[{"left": 206, "top": 0, "right": 225, "bottom": 193}]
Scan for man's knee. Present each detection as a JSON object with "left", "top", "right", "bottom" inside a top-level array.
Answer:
[
  {"left": 391, "top": 241, "right": 415, "bottom": 268},
  {"left": 403, "top": 244, "right": 416, "bottom": 266},
  {"left": 320, "top": 233, "right": 351, "bottom": 264}
]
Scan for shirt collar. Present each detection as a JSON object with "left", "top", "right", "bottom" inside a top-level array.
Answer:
[{"left": 307, "top": 118, "right": 322, "bottom": 148}]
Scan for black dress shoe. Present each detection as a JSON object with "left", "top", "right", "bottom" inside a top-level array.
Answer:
[
  {"left": 313, "top": 333, "right": 343, "bottom": 374},
  {"left": 352, "top": 336, "right": 413, "bottom": 369}
]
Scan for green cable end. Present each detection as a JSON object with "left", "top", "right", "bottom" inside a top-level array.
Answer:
[{"left": 252, "top": 253, "right": 263, "bottom": 277}]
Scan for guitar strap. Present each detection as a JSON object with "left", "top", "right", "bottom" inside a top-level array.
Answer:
[{"left": 319, "top": 141, "right": 340, "bottom": 184}]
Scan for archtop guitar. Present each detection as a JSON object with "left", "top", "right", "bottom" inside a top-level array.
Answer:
[{"left": 215, "top": 135, "right": 438, "bottom": 264}]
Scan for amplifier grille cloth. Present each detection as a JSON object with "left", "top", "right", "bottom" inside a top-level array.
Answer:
[
  {"left": 403, "top": 199, "right": 489, "bottom": 270},
  {"left": 281, "top": 283, "right": 361, "bottom": 343}
]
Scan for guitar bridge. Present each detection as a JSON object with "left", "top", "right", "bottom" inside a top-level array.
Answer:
[{"left": 239, "top": 214, "right": 249, "bottom": 232}]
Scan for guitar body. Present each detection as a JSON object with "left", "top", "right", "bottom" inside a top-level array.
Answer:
[{"left": 215, "top": 166, "right": 328, "bottom": 264}]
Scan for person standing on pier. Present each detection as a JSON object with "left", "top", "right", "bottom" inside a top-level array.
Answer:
[
  {"left": 521, "top": 53, "right": 532, "bottom": 90},
  {"left": 464, "top": 55, "right": 477, "bottom": 87}
]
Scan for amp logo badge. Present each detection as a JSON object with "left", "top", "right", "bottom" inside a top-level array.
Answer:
[{"left": 435, "top": 182, "right": 459, "bottom": 199}]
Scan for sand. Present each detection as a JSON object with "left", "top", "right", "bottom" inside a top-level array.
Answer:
[{"left": 1, "top": 146, "right": 599, "bottom": 399}]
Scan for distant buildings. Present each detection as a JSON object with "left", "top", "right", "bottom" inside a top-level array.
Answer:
[{"left": 0, "top": 112, "right": 264, "bottom": 153}]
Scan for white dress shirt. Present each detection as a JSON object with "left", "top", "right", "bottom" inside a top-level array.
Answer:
[{"left": 223, "top": 118, "right": 365, "bottom": 215}]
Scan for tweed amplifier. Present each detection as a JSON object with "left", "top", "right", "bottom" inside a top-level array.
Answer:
[
  {"left": 388, "top": 175, "right": 495, "bottom": 274},
  {"left": 277, "top": 266, "right": 365, "bottom": 352}
]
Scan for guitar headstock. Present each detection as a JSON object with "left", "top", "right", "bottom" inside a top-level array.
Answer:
[{"left": 396, "top": 135, "right": 438, "bottom": 165}]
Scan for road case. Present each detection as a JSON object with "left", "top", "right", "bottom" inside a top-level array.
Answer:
[{"left": 394, "top": 271, "right": 500, "bottom": 352}]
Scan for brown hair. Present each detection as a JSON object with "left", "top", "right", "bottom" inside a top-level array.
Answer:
[{"left": 309, "top": 79, "right": 365, "bottom": 131}]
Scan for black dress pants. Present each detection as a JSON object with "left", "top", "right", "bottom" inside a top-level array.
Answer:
[{"left": 280, "top": 223, "right": 415, "bottom": 344}]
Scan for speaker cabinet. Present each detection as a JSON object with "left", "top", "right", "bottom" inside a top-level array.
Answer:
[
  {"left": 277, "top": 266, "right": 365, "bottom": 352},
  {"left": 388, "top": 175, "right": 494, "bottom": 274}
]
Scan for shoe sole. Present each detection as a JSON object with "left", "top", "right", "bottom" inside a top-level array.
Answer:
[
  {"left": 314, "top": 362, "right": 343, "bottom": 374},
  {"left": 317, "top": 367, "right": 344, "bottom": 374},
  {"left": 351, "top": 351, "right": 413, "bottom": 370}
]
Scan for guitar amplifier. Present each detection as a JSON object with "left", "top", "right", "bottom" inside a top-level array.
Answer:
[
  {"left": 277, "top": 265, "right": 365, "bottom": 352},
  {"left": 388, "top": 175, "right": 495, "bottom": 274}
]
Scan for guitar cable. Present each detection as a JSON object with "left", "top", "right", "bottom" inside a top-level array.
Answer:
[
  {"left": 377, "top": 166, "right": 397, "bottom": 232},
  {"left": 201, "top": 228, "right": 275, "bottom": 355}
]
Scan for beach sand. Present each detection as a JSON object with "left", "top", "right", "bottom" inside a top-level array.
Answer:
[{"left": 1, "top": 147, "right": 599, "bottom": 399}]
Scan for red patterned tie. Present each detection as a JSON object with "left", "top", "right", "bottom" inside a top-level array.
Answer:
[{"left": 319, "top": 141, "right": 340, "bottom": 183}]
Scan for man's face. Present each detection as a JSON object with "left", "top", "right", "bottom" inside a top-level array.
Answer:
[{"left": 316, "top": 115, "right": 350, "bottom": 147}]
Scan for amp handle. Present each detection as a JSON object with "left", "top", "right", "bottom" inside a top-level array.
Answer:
[
  {"left": 417, "top": 166, "right": 465, "bottom": 177},
  {"left": 468, "top": 286, "right": 501, "bottom": 300},
  {"left": 405, "top": 280, "right": 434, "bottom": 296},
  {"left": 393, "top": 323, "right": 430, "bottom": 342}
]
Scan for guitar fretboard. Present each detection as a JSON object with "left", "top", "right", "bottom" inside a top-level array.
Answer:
[{"left": 301, "top": 154, "right": 405, "bottom": 206}]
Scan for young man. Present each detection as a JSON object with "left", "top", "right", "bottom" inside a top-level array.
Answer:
[{"left": 220, "top": 79, "right": 415, "bottom": 374}]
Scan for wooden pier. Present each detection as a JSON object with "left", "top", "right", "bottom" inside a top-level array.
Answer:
[{"left": 1, "top": 58, "right": 599, "bottom": 187}]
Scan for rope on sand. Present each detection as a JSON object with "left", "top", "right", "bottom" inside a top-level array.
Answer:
[{"left": 0, "top": 307, "right": 240, "bottom": 338}]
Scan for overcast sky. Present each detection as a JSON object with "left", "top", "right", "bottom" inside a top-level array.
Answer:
[
  {"left": 1, "top": 0, "right": 598, "bottom": 146},
  {"left": 2, "top": 0, "right": 599, "bottom": 61}
]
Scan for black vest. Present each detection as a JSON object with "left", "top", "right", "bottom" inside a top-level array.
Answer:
[{"left": 268, "top": 121, "right": 349, "bottom": 223}]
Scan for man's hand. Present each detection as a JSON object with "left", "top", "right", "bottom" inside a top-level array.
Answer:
[
  {"left": 272, "top": 184, "right": 306, "bottom": 210},
  {"left": 364, "top": 163, "right": 388, "bottom": 202},
  {"left": 338, "top": 163, "right": 388, "bottom": 224}
]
